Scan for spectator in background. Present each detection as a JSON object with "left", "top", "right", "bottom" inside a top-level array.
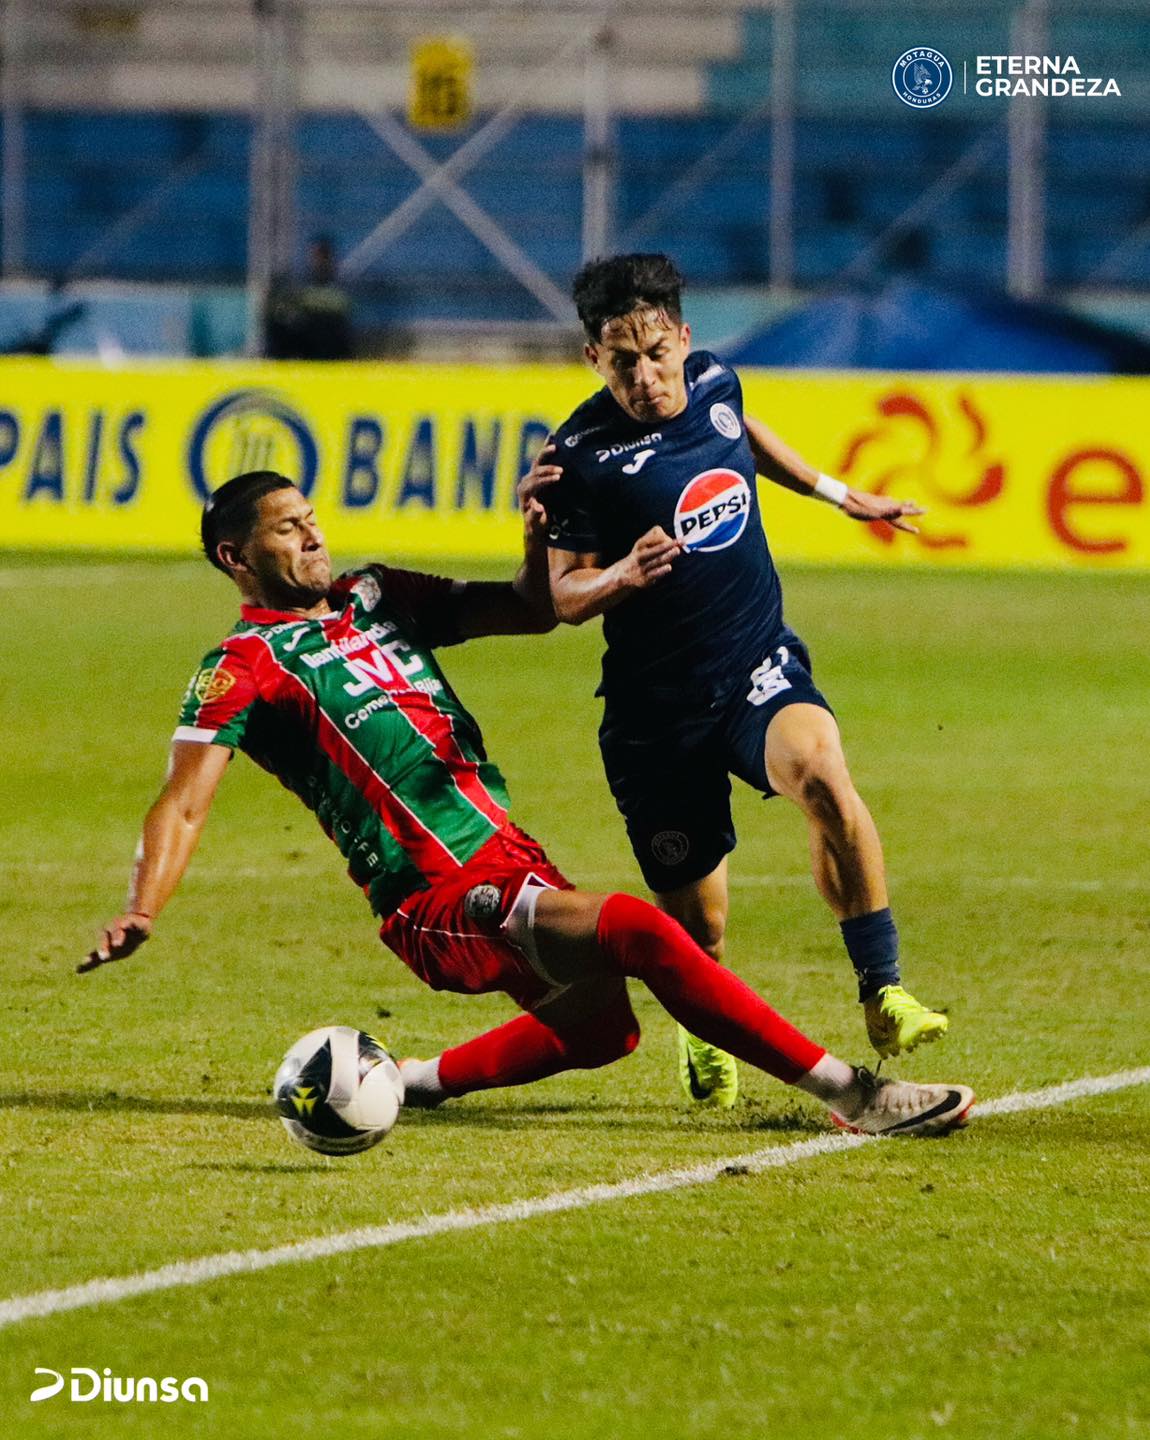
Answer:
[
  {"left": 264, "top": 235, "right": 354, "bottom": 361},
  {"left": 1, "top": 275, "right": 87, "bottom": 355}
]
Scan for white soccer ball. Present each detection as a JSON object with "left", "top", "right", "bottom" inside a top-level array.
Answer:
[{"left": 274, "top": 1025, "right": 405, "bottom": 1155}]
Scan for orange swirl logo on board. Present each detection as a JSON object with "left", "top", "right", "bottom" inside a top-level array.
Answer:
[{"left": 838, "top": 390, "right": 1006, "bottom": 550}]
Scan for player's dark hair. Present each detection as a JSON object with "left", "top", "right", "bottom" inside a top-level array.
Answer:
[
  {"left": 200, "top": 470, "right": 296, "bottom": 573},
  {"left": 572, "top": 253, "right": 685, "bottom": 341}
]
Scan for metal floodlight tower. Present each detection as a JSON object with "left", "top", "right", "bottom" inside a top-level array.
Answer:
[
  {"left": 769, "top": 0, "right": 795, "bottom": 292},
  {"left": 582, "top": 20, "right": 616, "bottom": 264},
  {"left": 1, "top": 0, "right": 28, "bottom": 277},
  {"left": 1007, "top": 0, "right": 1049, "bottom": 299},
  {"left": 247, "top": 0, "right": 301, "bottom": 353}
]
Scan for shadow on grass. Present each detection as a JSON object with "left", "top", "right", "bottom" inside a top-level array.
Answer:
[
  {"left": 0, "top": 1091, "right": 273, "bottom": 1120},
  {"left": 0, "top": 1091, "right": 825, "bottom": 1136},
  {"left": 186, "top": 1161, "right": 338, "bottom": 1175},
  {"left": 398, "top": 1104, "right": 677, "bottom": 1134},
  {"left": 402, "top": 1100, "right": 822, "bottom": 1136},
  {"left": 742, "top": 1105, "right": 824, "bottom": 1133}
]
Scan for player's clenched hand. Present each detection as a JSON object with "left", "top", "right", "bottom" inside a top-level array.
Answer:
[
  {"left": 78, "top": 911, "right": 153, "bottom": 974},
  {"left": 842, "top": 488, "right": 926, "bottom": 534},
  {"left": 621, "top": 525, "right": 683, "bottom": 590},
  {"left": 518, "top": 440, "right": 563, "bottom": 541}
]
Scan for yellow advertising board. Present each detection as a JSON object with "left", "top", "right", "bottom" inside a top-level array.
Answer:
[
  {"left": 0, "top": 358, "right": 1146, "bottom": 568},
  {"left": 742, "top": 370, "right": 1149, "bottom": 568}
]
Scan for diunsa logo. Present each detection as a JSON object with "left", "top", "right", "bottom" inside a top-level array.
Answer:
[
  {"left": 30, "top": 1367, "right": 209, "bottom": 1404},
  {"left": 673, "top": 469, "right": 751, "bottom": 552}
]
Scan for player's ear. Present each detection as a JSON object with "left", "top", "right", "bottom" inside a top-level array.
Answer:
[
  {"left": 583, "top": 340, "right": 601, "bottom": 370},
  {"left": 679, "top": 321, "right": 691, "bottom": 351},
  {"left": 216, "top": 539, "right": 248, "bottom": 575}
]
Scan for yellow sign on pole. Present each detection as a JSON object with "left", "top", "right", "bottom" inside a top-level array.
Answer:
[{"left": 409, "top": 36, "right": 473, "bottom": 131}]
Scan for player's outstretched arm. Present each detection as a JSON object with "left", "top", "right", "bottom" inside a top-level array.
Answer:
[
  {"left": 745, "top": 413, "right": 924, "bottom": 534},
  {"left": 81, "top": 740, "right": 230, "bottom": 973},
  {"left": 450, "top": 451, "right": 560, "bottom": 639},
  {"left": 548, "top": 526, "right": 683, "bottom": 625}
]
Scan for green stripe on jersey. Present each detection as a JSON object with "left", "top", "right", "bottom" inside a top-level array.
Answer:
[{"left": 179, "top": 571, "right": 511, "bottom": 913}]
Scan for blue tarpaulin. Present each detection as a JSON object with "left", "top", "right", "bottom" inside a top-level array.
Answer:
[{"left": 726, "top": 281, "right": 1150, "bottom": 374}]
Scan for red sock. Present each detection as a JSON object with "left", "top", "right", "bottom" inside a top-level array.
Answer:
[
  {"left": 596, "top": 892, "right": 825, "bottom": 1084},
  {"left": 438, "top": 1001, "right": 641, "bottom": 1096}
]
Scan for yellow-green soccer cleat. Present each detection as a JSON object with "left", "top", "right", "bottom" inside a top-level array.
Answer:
[
  {"left": 864, "top": 984, "right": 949, "bottom": 1059},
  {"left": 677, "top": 1026, "right": 739, "bottom": 1108}
]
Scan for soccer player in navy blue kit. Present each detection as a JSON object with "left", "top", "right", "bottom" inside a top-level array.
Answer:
[{"left": 541, "top": 254, "right": 948, "bottom": 1107}]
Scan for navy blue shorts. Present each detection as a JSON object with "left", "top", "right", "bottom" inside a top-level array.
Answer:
[{"left": 599, "top": 637, "right": 833, "bottom": 893}]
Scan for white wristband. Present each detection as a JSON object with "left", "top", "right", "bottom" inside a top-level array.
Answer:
[{"left": 812, "top": 472, "right": 849, "bottom": 508}]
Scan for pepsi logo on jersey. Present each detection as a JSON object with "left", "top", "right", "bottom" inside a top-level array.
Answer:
[{"left": 673, "top": 469, "right": 751, "bottom": 552}]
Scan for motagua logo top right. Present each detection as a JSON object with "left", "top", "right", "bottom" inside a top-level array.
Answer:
[{"left": 892, "top": 48, "right": 954, "bottom": 108}]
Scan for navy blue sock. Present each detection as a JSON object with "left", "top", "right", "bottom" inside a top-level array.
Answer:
[{"left": 840, "top": 908, "right": 901, "bottom": 1002}]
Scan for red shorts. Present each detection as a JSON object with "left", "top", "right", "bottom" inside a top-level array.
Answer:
[{"left": 378, "top": 823, "right": 574, "bottom": 1013}]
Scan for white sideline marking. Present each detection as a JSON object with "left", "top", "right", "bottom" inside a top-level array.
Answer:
[{"left": 1, "top": 1067, "right": 1147, "bottom": 1332}]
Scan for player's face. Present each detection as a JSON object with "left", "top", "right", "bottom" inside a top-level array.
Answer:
[
  {"left": 237, "top": 488, "right": 333, "bottom": 608},
  {"left": 586, "top": 308, "right": 691, "bottom": 423}
]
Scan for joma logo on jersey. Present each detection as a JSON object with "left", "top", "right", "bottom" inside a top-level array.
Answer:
[
  {"left": 673, "top": 469, "right": 751, "bottom": 552},
  {"left": 621, "top": 449, "right": 655, "bottom": 474}
]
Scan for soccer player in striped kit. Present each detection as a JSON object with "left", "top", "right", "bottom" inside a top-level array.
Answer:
[
  {"left": 85, "top": 470, "right": 971, "bottom": 1138},
  {"left": 540, "top": 253, "right": 949, "bottom": 1108}
]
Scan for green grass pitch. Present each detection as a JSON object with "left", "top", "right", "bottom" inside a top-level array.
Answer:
[{"left": 1, "top": 552, "right": 1148, "bottom": 1439}]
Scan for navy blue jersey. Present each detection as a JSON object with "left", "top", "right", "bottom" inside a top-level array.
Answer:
[{"left": 547, "top": 350, "right": 788, "bottom": 706}]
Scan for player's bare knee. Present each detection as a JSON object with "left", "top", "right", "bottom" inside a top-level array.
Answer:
[
  {"left": 647, "top": 901, "right": 727, "bottom": 969},
  {"left": 657, "top": 893, "right": 727, "bottom": 960},
  {"left": 682, "top": 908, "right": 725, "bottom": 961}
]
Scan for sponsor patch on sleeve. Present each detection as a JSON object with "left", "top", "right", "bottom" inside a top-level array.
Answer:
[
  {"left": 193, "top": 666, "right": 237, "bottom": 705},
  {"left": 352, "top": 572, "right": 383, "bottom": 610}
]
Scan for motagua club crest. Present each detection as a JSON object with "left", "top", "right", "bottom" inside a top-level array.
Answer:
[{"left": 892, "top": 48, "right": 954, "bottom": 108}]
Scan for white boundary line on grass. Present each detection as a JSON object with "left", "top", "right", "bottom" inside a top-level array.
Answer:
[{"left": 1, "top": 1066, "right": 1147, "bottom": 1331}]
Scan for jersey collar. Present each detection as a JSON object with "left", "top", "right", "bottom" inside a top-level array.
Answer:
[{"left": 240, "top": 600, "right": 354, "bottom": 634}]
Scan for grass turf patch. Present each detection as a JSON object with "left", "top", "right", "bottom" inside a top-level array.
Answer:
[{"left": 1, "top": 555, "right": 1147, "bottom": 1437}]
